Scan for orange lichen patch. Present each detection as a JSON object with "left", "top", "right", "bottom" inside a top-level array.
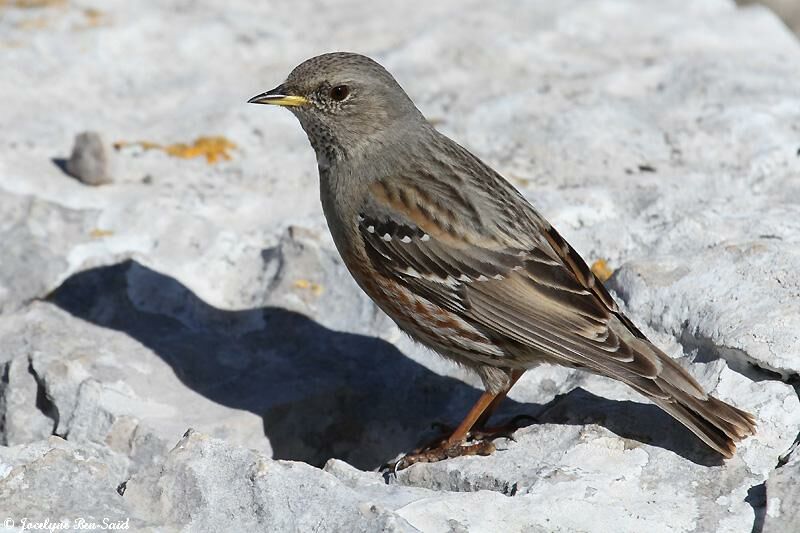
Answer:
[
  {"left": 590, "top": 259, "right": 614, "bottom": 282},
  {"left": 75, "top": 7, "right": 109, "bottom": 29},
  {"left": 293, "top": 279, "right": 324, "bottom": 296},
  {"left": 89, "top": 229, "right": 114, "bottom": 238},
  {"left": 509, "top": 174, "right": 533, "bottom": 187},
  {"left": 114, "top": 136, "right": 237, "bottom": 164},
  {"left": 2, "top": 0, "right": 68, "bottom": 30},
  {"left": 114, "top": 140, "right": 160, "bottom": 151},
  {"left": 0, "top": 0, "right": 66, "bottom": 7},
  {"left": 14, "top": 14, "right": 48, "bottom": 29},
  {"left": 83, "top": 7, "right": 102, "bottom": 22},
  {"left": 164, "top": 137, "right": 238, "bottom": 163}
]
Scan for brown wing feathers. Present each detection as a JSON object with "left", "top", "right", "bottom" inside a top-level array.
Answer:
[{"left": 359, "top": 173, "right": 755, "bottom": 457}]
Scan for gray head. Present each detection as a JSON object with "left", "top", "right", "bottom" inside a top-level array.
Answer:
[{"left": 248, "top": 53, "right": 427, "bottom": 159}]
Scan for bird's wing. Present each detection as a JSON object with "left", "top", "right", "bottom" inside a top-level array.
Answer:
[{"left": 359, "top": 172, "right": 703, "bottom": 401}]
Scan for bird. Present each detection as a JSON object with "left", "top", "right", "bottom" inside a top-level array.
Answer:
[{"left": 248, "top": 52, "right": 756, "bottom": 468}]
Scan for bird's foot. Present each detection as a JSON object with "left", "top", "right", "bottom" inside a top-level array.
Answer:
[
  {"left": 391, "top": 439, "right": 496, "bottom": 472},
  {"left": 387, "top": 414, "right": 536, "bottom": 472}
]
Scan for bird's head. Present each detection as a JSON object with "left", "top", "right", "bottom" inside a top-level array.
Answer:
[{"left": 248, "top": 52, "right": 426, "bottom": 159}]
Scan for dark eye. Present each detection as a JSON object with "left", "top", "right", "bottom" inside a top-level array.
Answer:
[{"left": 329, "top": 85, "right": 350, "bottom": 101}]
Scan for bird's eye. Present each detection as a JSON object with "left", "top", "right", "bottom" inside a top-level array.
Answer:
[{"left": 329, "top": 85, "right": 350, "bottom": 101}]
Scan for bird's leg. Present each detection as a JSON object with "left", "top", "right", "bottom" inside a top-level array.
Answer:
[
  {"left": 427, "top": 369, "right": 528, "bottom": 440},
  {"left": 392, "top": 370, "right": 528, "bottom": 471},
  {"left": 470, "top": 369, "right": 536, "bottom": 439},
  {"left": 392, "top": 391, "right": 499, "bottom": 471},
  {"left": 473, "top": 369, "right": 525, "bottom": 430},
  {"left": 443, "top": 389, "right": 500, "bottom": 446}
]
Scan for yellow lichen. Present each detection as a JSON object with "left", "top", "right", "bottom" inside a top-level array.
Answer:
[
  {"left": 293, "top": 279, "right": 324, "bottom": 296},
  {"left": 73, "top": 7, "right": 110, "bottom": 30},
  {"left": 163, "top": 136, "right": 238, "bottom": 163},
  {"left": 89, "top": 229, "right": 114, "bottom": 238},
  {"left": 114, "top": 136, "right": 237, "bottom": 164},
  {"left": 83, "top": 7, "right": 104, "bottom": 25},
  {"left": 0, "top": 0, "right": 66, "bottom": 8},
  {"left": 3, "top": 0, "right": 70, "bottom": 31},
  {"left": 509, "top": 174, "right": 533, "bottom": 187},
  {"left": 590, "top": 259, "right": 614, "bottom": 282},
  {"left": 14, "top": 14, "right": 48, "bottom": 29}
]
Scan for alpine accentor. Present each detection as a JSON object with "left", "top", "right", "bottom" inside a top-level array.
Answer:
[{"left": 249, "top": 52, "right": 756, "bottom": 466}]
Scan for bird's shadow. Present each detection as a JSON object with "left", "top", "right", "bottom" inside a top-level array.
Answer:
[{"left": 47, "top": 260, "right": 722, "bottom": 469}]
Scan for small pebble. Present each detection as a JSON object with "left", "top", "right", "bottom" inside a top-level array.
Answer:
[{"left": 65, "top": 131, "right": 113, "bottom": 186}]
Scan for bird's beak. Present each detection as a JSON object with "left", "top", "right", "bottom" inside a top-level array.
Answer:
[{"left": 247, "top": 85, "right": 309, "bottom": 107}]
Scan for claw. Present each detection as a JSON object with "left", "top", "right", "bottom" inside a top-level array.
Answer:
[
  {"left": 385, "top": 409, "right": 536, "bottom": 472},
  {"left": 392, "top": 440, "right": 497, "bottom": 471}
]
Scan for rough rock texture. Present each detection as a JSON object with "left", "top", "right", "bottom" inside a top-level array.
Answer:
[
  {"left": 764, "top": 445, "right": 800, "bottom": 532},
  {"left": 1, "top": 0, "right": 799, "bottom": 532},
  {"left": 0, "top": 437, "right": 152, "bottom": 529},
  {"left": 610, "top": 242, "right": 800, "bottom": 379},
  {"left": 739, "top": 0, "right": 800, "bottom": 34},
  {"left": 123, "top": 430, "right": 418, "bottom": 532}
]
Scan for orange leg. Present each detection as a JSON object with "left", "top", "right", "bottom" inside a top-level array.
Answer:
[
  {"left": 392, "top": 370, "right": 526, "bottom": 471},
  {"left": 472, "top": 369, "right": 525, "bottom": 431},
  {"left": 444, "top": 390, "right": 500, "bottom": 446}
]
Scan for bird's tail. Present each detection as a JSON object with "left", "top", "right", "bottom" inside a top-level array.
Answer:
[
  {"left": 627, "top": 335, "right": 757, "bottom": 458},
  {"left": 651, "top": 394, "right": 756, "bottom": 458}
]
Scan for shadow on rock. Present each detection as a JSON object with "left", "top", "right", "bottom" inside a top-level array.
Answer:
[
  {"left": 530, "top": 388, "right": 725, "bottom": 466},
  {"left": 46, "top": 260, "right": 507, "bottom": 469},
  {"left": 48, "top": 260, "right": 723, "bottom": 469}
]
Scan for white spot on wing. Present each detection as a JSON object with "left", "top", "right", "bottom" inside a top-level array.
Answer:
[
  {"left": 400, "top": 267, "right": 422, "bottom": 279},
  {"left": 400, "top": 268, "right": 461, "bottom": 288},
  {"left": 401, "top": 236, "right": 412, "bottom": 243},
  {"left": 367, "top": 225, "right": 375, "bottom": 233},
  {"left": 382, "top": 233, "right": 392, "bottom": 241},
  {"left": 439, "top": 275, "right": 461, "bottom": 288},
  {"left": 421, "top": 234, "right": 430, "bottom": 242}
]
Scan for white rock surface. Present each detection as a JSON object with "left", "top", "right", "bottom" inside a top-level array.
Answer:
[
  {"left": 740, "top": 0, "right": 800, "bottom": 34},
  {"left": 610, "top": 241, "right": 800, "bottom": 379},
  {"left": 1, "top": 0, "right": 799, "bottom": 532},
  {"left": 0, "top": 437, "right": 153, "bottom": 530},
  {"left": 123, "top": 430, "right": 418, "bottom": 532},
  {"left": 764, "top": 444, "right": 800, "bottom": 532}
]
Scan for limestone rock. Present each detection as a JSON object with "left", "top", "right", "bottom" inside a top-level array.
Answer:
[
  {"left": 0, "top": 437, "right": 153, "bottom": 530},
  {"left": 0, "top": 301, "right": 271, "bottom": 478},
  {"left": 763, "top": 446, "right": 800, "bottom": 532},
  {"left": 0, "top": 0, "right": 798, "bottom": 532},
  {"left": 123, "top": 430, "right": 417, "bottom": 532},
  {"left": 609, "top": 241, "right": 800, "bottom": 380}
]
